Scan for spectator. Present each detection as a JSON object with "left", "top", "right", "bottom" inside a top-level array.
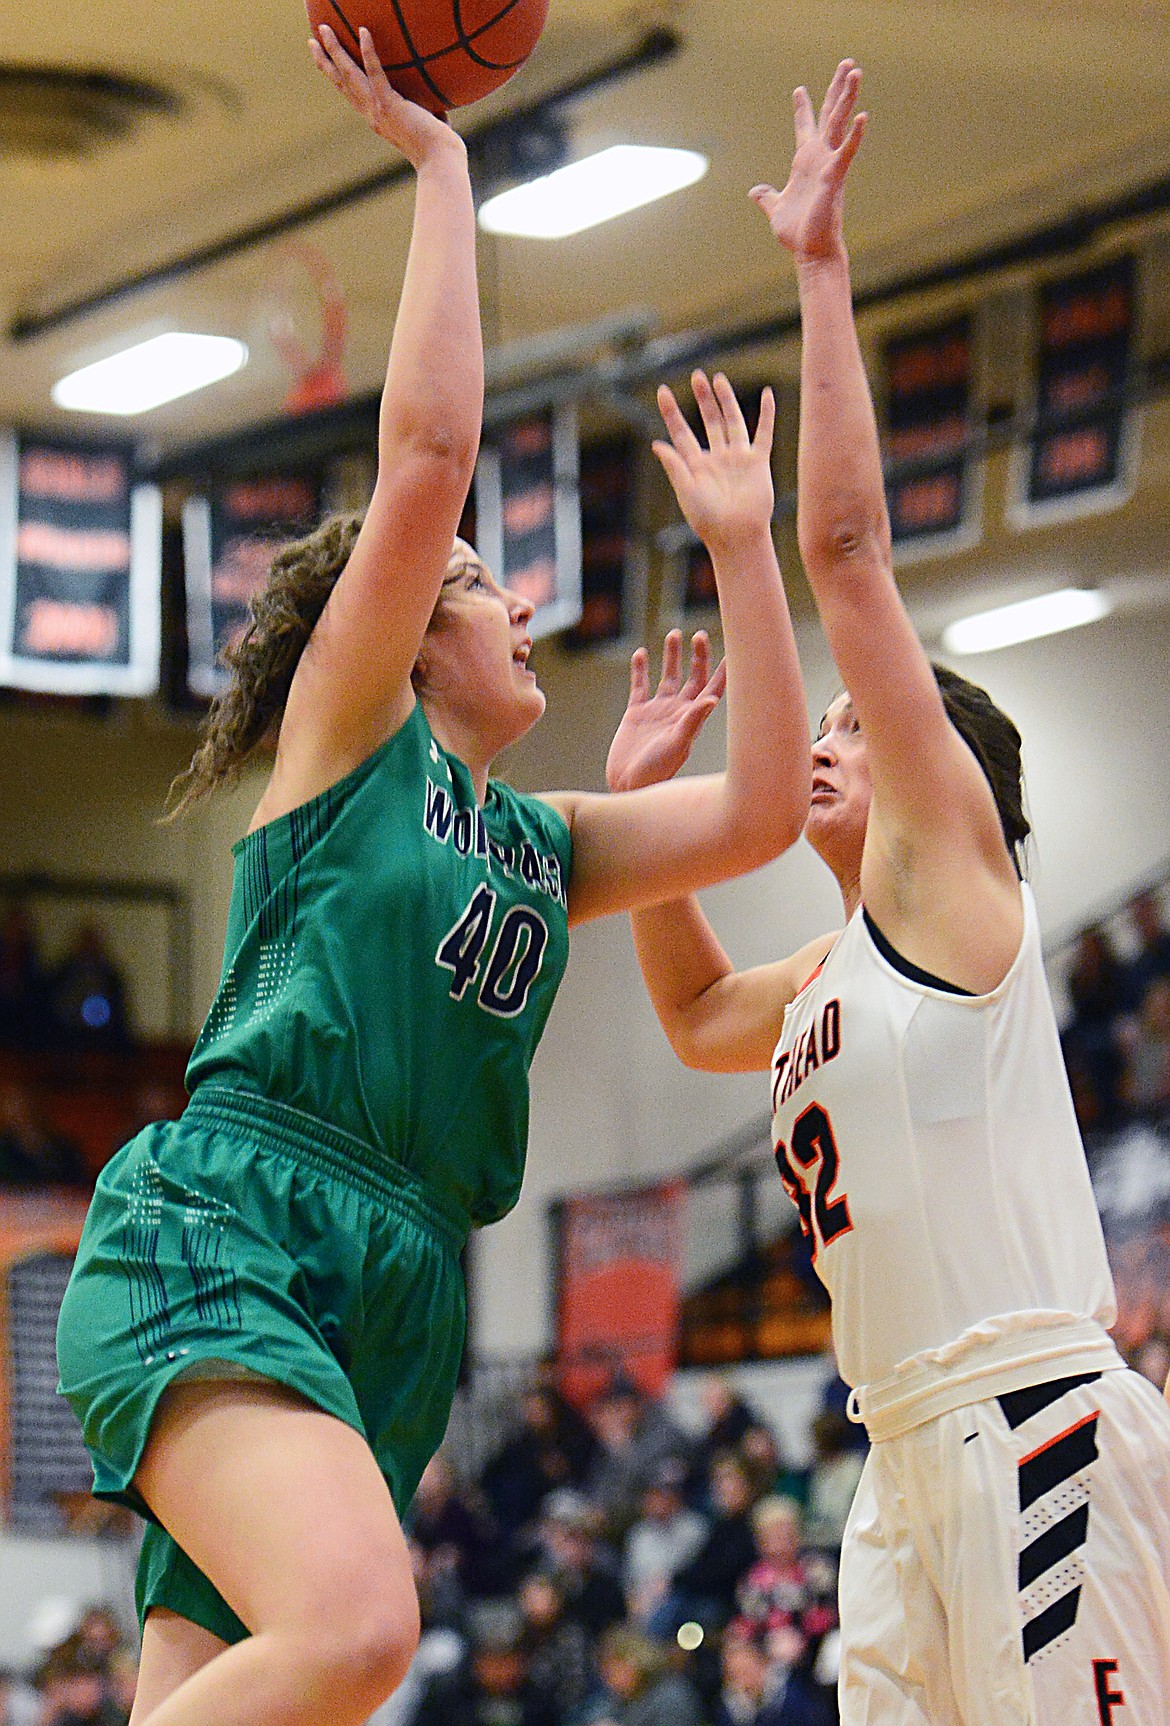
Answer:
[
  {"left": 737, "top": 1423, "right": 808, "bottom": 1508},
  {"left": 714, "top": 1619, "right": 833, "bottom": 1726},
  {"left": 531, "top": 1358, "right": 602, "bottom": 1485},
  {"left": 0, "top": 901, "right": 48, "bottom": 1049},
  {"left": 31, "top": 1636, "right": 127, "bottom": 1726},
  {"left": 536, "top": 1490, "right": 626, "bottom": 1640},
  {"left": 1133, "top": 1333, "right": 1170, "bottom": 1391},
  {"left": 1124, "top": 888, "right": 1170, "bottom": 1003},
  {"left": 71, "top": 1609, "right": 126, "bottom": 1676},
  {"left": 414, "top": 1600, "right": 556, "bottom": 1726},
  {"left": 622, "top": 1458, "right": 707, "bottom": 1625},
  {"left": 44, "top": 924, "right": 131, "bottom": 1051},
  {"left": 0, "top": 1080, "right": 89, "bottom": 1189},
  {"left": 482, "top": 1385, "right": 594, "bottom": 1541},
  {"left": 593, "top": 1624, "right": 703, "bottom": 1726},
  {"left": 1122, "top": 978, "right": 1170, "bottom": 1122},
  {"left": 517, "top": 1568, "right": 596, "bottom": 1724},
  {"left": 1065, "top": 1048, "right": 1114, "bottom": 1162},
  {"left": 410, "top": 1451, "right": 503, "bottom": 1601},
  {"left": 690, "top": 1378, "right": 759, "bottom": 1496},
  {"left": 1061, "top": 924, "right": 1133, "bottom": 1117},
  {"left": 659, "top": 1451, "right": 759, "bottom": 1634},
  {"left": 803, "top": 1412, "right": 865, "bottom": 1550},
  {"left": 736, "top": 1498, "right": 836, "bottom": 1668},
  {"left": 586, "top": 1374, "right": 691, "bottom": 1538}
]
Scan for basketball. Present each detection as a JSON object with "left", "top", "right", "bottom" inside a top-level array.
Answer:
[{"left": 306, "top": 0, "right": 550, "bottom": 114}]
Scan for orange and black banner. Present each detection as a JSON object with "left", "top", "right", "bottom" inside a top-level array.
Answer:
[
  {"left": 183, "top": 473, "right": 322, "bottom": 698},
  {"left": 0, "top": 435, "right": 160, "bottom": 694},
  {"left": 475, "top": 404, "right": 582, "bottom": 640},
  {"left": 1011, "top": 254, "right": 1139, "bottom": 526},
  {"left": 882, "top": 314, "right": 981, "bottom": 559},
  {"left": 563, "top": 435, "right": 638, "bottom": 649},
  {"left": 555, "top": 1179, "right": 686, "bottom": 1409}
]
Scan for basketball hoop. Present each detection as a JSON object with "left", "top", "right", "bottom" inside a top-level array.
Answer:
[{"left": 266, "top": 242, "right": 348, "bottom": 415}]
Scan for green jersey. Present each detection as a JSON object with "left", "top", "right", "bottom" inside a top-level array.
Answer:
[{"left": 185, "top": 701, "right": 572, "bottom": 1229}]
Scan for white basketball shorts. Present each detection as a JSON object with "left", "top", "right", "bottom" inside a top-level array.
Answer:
[{"left": 837, "top": 1365, "right": 1170, "bottom": 1724}]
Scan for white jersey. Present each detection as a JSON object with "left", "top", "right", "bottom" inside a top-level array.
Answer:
[{"left": 770, "top": 884, "right": 1115, "bottom": 1390}]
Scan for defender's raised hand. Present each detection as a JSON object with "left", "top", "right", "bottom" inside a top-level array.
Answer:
[
  {"left": 750, "top": 59, "right": 866, "bottom": 264},
  {"left": 311, "top": 24, "right": 460, "bottom": 166},
  {"left": 606, "top": 630, "right": 726, "bottom": 794},
  {"left": 654, "top": 371, "right": 776, "bottom": 556}
]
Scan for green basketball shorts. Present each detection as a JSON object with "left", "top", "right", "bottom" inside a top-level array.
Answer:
[{"left": 57, "top": 1086, "right": 469, "bottom": 1645}]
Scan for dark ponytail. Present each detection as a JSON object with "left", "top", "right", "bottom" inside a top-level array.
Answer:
[{"left": 932, "top": 662, "right": 1030, "bottom": 876}]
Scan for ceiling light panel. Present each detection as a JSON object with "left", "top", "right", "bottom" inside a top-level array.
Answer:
[
  {"left": 478, "top": 145, "right": 708, "bottom": 239},
  {"left": 941, "top": 587, "right": 1113, "bottom": 655},
  {"left": 52, "top": 333, "right": 248, "bottom": 417}
]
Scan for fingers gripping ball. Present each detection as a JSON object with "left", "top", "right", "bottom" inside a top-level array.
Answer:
[{"left": 306, "top": 0, "right": 549, "bottom": 113}]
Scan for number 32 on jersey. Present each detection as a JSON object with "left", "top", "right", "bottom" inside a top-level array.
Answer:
[
  {"left": 436, "top": 883, "right": 549, "bottom": 1018},
  {"left": 775, "top": 1102, "right": 854, "bottom": 1261}
]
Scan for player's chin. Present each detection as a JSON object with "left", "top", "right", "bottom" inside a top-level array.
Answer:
[
  {"left": 803, "top": 803, "right": 835, "bottom": 853},
  {"left": 511, "top": 680, "right": 546, "bottom": 733}
]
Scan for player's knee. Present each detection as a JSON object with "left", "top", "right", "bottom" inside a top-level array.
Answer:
[{"left": 313, "top": 1574, "right": 421, "bottom": 1710}]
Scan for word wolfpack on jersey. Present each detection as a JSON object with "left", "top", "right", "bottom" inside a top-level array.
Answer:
[{"left": 423, "top": 777, "right": 566, "bottom": 908}]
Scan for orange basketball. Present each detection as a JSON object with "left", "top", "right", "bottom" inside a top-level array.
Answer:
[{"left": 307, "top": 0, "right": 549, "bottom": 114}]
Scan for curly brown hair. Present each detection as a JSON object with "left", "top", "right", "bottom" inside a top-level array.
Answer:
[{"left": 165, "top": 511, "right": 365, "bottom": 819}]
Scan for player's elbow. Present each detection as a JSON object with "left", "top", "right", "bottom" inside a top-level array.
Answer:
[
  {"left": 377, "top": 434, "right": 480, "bottom": 523},
  {"left": 723, "top": 791, "right": 807, "bottom": 873},
  {"left": 667, "top": 1021, "right": 709, "bottom": 1071},
  {"left": 797, "top": 514, "right": 891, "bottom": 584},
  {"left": 381, "top": 412, "right": 480, "bottom": 485}
]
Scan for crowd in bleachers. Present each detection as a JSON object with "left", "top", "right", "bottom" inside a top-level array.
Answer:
[
  {"left": 0, "top": 900, "right": 186, "bottom": 1191},
  {"left": 0, "top": 905, "right": 132, "bottom": 1059},
  {"left": 1058, "top": 882, "right": 1170, "bottom": 1371},
  {"left": 0, "top": 1605, "right": 136, "bottom": 1726},
  {"left": 1061, "top": 886, "right": 1170, "bottom": 1135},
  {"left": 2, "top": 1366, "right": 859, "bottom": 1726},
  {"left": 364, "top": 1365, "right": 864, "bottom": 1726}
]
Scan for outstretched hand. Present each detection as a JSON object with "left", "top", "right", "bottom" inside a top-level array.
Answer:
[
  {"left": 654, "top": 371, "right": 776, "bottom": 556},
  {"left": 310, "top": 24, "right": 460, "bottom": 167},
  {"left": 606, "top": 630, "right": 726, "bottom": 793},
  {"left": 750, "top": 59, "right": 866, "bottom": 264}
]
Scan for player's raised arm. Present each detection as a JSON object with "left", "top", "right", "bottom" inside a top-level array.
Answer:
[
  {"left": 752, "top": 63, "right": 1020, "bottom": 982},
  {"left": 602, "top": 652, "right": 829, "bottom": 1072},
  {"left": 274, "top": 26, "right": 483, "bottom": 796},
  {"left": 752, "top": 68, "right": 997, "bottom": 852},
  {"left": 546, "top": 371, "right": 811, "bottom": 926}
]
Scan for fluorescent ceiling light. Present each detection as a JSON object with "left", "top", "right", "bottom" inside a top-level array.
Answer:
[
  {"left": 478, "top": 145, "right": 708, "bottom": 239},
  {"left": 942, "top": 587, "right": 1113, "bottom": 655},
  {"left": 53, "top": 333, "right": 248, "bottom": 416}
]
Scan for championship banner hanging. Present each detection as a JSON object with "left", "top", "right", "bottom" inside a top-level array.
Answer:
[
  {"left": 556, "top": 1179, "right": 687, "bottom": 1407},
  {"left": 183, "top": 474, "right": 321, "bottom": 698},
  {"left": 475, "top": 404, "right": 582, "bottom": 640},
  {"left": 564, "top": 435, "right": 638, "bottom": 649},
  {"left": 882, "top": 314, "right": 981, "bottom": 561},
  {"left": 1009, "top": 254, "right": 1139, "bottom": 528},
  {"left": 0, "top": 435, "right": 161, "bottom": 695}
]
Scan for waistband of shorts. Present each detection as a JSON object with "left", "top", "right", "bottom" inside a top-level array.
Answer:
[
  {"left": 183, "top": 1086, "right": 470, "bottom": 1252},
  {"left": 847, "top": 1314, "right": 1126, "bottom": 1443}
]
